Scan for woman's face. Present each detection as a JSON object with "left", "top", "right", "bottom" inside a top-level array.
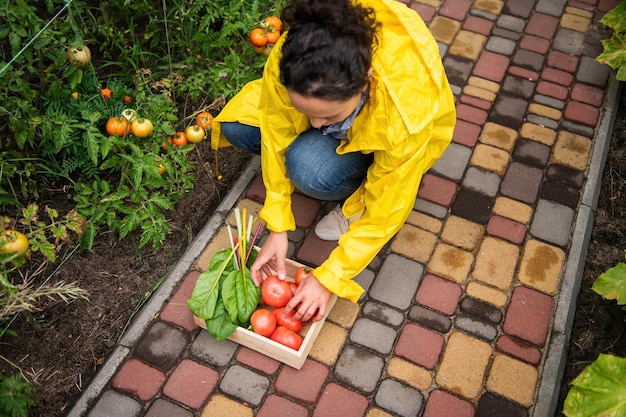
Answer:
[{"left": 287, "top": 90, "right": 363, "bottom": 129}]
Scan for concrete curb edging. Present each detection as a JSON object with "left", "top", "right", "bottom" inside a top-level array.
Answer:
[
  {"left": 66, "top": 156, "right": 261, "bottom": 417},
  {"left": 532, "top": 77, "right": 623, "bottom": 417}
]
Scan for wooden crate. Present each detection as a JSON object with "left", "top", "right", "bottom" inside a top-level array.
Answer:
[{"left": 193, "top": 257, "right": 337, "bottom": 369}]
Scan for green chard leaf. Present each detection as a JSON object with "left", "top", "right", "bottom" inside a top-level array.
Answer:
[
  {"left": 187, "top": 248, "right": 237, "bottom": 319},
  {"left": 206, "top": 298, "right": 238, "bottom": 341},
  {"left": 222, "top": 268, "right": 261, "bottom": 326}
]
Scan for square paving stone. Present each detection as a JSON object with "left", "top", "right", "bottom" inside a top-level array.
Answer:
[
  {"left": 88, "top": 390, "right": 142, "bottom": 417},
  {"left": 134, "top": 321, "right": 189, "bottom": 372},
  {"left": 145, "top": 399, "right": 194, "bottom": 417},
  {"left": 369, "top": 254, "right": 424, "bottom": 310},
  {"left": 502, "top": 75, "right": 535, "bottom": 99},
  {"left": 334, "top": 345, "right": 385, "bottom": 393},
  {"left": 512, "top": 49, "right": 544, "bottom": 72},
  {"left": 451, "top": 188, "right": 495, "bottom": 224},
  {"left": 190, "top": 330, "right": 239, "bottom": 367},
  {"left": 350, "top": 318, "right": 397, "bottom": 354},
  {"left": 500, "top": 162, "right": 543, "bottom": 204},
  {"left": 513, "top": 139, "right": 551, "bottom": 168},
  {"left": 475, "top": 392, "right": 529, "bottom": 417},
  {"left": 529, "top": 199, "right": 575, "bottom": 247},
  {"left": 489, "top": 95, "right": 528, "bottom": 130},
  {"left": 375, "top": 379, "right": 424, "bottom": 417},
  {"left": 220, "top": 365, "right": 270, "bottom": 406}
]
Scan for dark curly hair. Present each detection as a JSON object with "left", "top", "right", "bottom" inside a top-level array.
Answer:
[{"left": 279, "top": 0, "right": 380, "bottom": 101}]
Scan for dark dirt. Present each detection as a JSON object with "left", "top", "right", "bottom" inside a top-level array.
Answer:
[{"left": 0, "top": 91, "right": 625, "bottom": 417}]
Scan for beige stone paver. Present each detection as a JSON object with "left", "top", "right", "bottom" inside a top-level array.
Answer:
[
  {"left": 552, "top": 131, "right": 592, "bottom": 171},
  {"left": 473, "top": 0, "right": 504, "bottom": 15},
  {"left": 428, "top": 243, "right": 474, "bottom": 284},
  {"left": 528, "top": 103, "right": 562, "bottom": 121},
  {"left": 518, "top": 239, "right": 566, "bottom": 295},
  {"left": 386, "top": 357, "right": 432, "bottom": 391},
  {"left": 405, "top": 211, "right": 442, "bottom": 234},
  {"left": 195, "top": 226, "right": 231, "bottom": 271},
  {"left": 472, "top": 237, "right": 520, "bottom": 291},
  {"left": 493, "top": 197, "right": 534, "bottom": 225},
  {"left": 440, "top": 216, "right": 484, "bottom": 251},
  {"left": 436, "top": 331, "right": 492, "bottom": 401},
  {"left": 328, "top": 297, "right": 360, "bottom": 328},
  {"left": 449, "top": 30, "right": 487, "bottom": 60},
  {"left": 561, "top": 12, "right": 591, "bottom": 32},
  {"left": 463, "top": 84, "right": 497, "bottom": 103},
  {"left": 467, "top": 76, "right": 501, "bottom": 94},
  {"left": 466, "top": 282, "right": 509, "bottom": 308},
  {"left": 413, "top": 0, "right": 442, "bottom": 7},
  {"left": 392, "top": 224, "right": 438, "bottom": 264},
  {"left": 309, "top": 322, "right": 348, "bottom": 366},
  {"left": 201, "top": 394, "right": 254, "bottom": 417},
  {"left": 486, "top": 354, "right": 539, "bottom": 407},
  {"left": 520, "top": 123, "right": 557, "bottom": 146},
  {"left": 479, "top": 122, "right": 518, "bottom": 151},
  {"left": 470, "top": 143, "right": 511, "bottom": 175},
  {"left": 367, "top": 408, "right": 396, "bottom": 417},
  {"left": 429, "top": 16, "right": 461, "bottom": 44}
]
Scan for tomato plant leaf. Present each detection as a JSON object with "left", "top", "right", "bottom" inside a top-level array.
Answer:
[
  {"left": 563, "top": 354, "right": 626, "bottom": 417},
  {"left": 206, "top": 297, "right": 238, "bottom": 341}
]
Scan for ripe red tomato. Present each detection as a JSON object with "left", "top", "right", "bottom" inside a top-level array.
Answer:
[
  {"left": 288, "top": 282, "right": 298, "bottom": 295},
  {"left": 250, "top": 308, "right": 276, "bottom": 337},
  {"left": 250, "top": 27, "right": 267, "bottom": 47},
  {"left": 261, "top": 275, "right": 292, "bottom": 308},
  {"left": 195, "top": 111, "right": 214, "bottom": 129},
  {"left": 273, "top": 307, "right": 303, "bottom": 333},
  {"left": 265, "top": 16, "right": 282, "bottom": 32},
  {"left": 270, "top": 326, "right": 303, "bottom": 350},
  {"left": 266, "top": 29, "right": 280, "bottom": 45},
  {"left": 294, "top": 266, "right": 312, "bottom": 285},
  {"left": 106, "top": 117, "right": 129, "bottom": 137},
  {"left": 171, "top": 132, "right": 188, "bottom": 147}
]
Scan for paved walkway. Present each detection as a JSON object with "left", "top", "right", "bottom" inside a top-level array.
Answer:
[{"left": 68, "top": 0, "right": 623, "bottom": 416}]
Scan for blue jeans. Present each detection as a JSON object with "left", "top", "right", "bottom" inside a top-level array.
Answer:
[{"left": 221, "top": 122, "right": 373, "bottom": 201}]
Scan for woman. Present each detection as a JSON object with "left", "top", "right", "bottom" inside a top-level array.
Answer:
[{"left": 211, "top": 0, "right": 456, "bottom": 323}]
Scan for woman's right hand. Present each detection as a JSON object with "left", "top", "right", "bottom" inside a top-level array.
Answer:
[{"left": 250, "top": 231, "right": 289, "bottom": 286}]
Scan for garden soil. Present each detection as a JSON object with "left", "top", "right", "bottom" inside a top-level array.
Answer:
[{"left": 1, "top": 93, "right": 625, "bottom": 417}]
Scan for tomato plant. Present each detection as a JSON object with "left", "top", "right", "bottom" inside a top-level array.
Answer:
[
  {"left": 270, "top": 326, "right": 303, "bottom": 350},
  {"left": 294, "top": 266, "right": 312, "bottom": 285},
  {"left": 195, "top": 111, "right": 214, "bottom": 129},
  {"left": 171, "top": 132, "right": 188, "bottom": 147},
  {"left": 131, "top": 118, "right": 154, "bottom": 138},
  {"left": 0, "top": 230, "right": 29, "bottom": 257},
  {"left": 185, "top": 125, "right": 205, "bottom": 143},
  {"left": 250, "top": 308, "right": 276, "bottom": 337},
  {"left": 106, "top": 116, "right": 130, "bottom": 137},
  {"left": 273, "top": 307, "right": 303, "bottom": 333},
  {"left": 261, "top": 275, "right": 293, "bottom": 308},
  {"left": 250, "top": 27, "right": 268, "bottom": 47}
]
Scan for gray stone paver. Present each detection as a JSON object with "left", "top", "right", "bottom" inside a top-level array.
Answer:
[
  {"left": 553, "top": 28, "right": 586, "bottom": 55},
  {"left": 335, "top": 344, "right": 385, "bottom": 393},
  {"left": 145, "top": 399, "right": 194, "bottom": 417},
  {"left": 189, "top": 331, "right": 238, "bottom": 367},
  {"left": 362, "top": 301, "right": 405, "bottom": 327},
  {"left": 88, "top": 390, "right": 142, "bottom": 417},
  {"left": 134, "top": 322, "right": 189, "bottom": 372},
  {"left": 350, "top": 318, "right": 397, "bottom": 354},
  {"left": 220, "top": 365, "right": 270, "bottom": 406},
  {"left": 369, "top": 254, "right": 424, "bottom": 310},
  {"left": 530, "top": 199, "right": 576, "bottom": 247},
  {"left": 463, "top": 166, "right": 501, "bottom": 197},
  {"left": 375, "top": 379, "right": 424, "bottom": 417},
  {"left": 431, "top": 142, "right": 472, "bottom": 180},
  {"left": 496, "top": 14, "right": 526, "bottom": 32}
]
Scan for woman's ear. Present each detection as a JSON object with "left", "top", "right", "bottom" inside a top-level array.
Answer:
[{"left": 367, "top": 67, "right": 374, "bottom": 80}]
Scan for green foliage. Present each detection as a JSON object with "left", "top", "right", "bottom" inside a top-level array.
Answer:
[
  {"left": 592, "top": 258, "right": 626, "bottom": 311},
  {"left": 0, "top": 372, "right": 36, "bottom": 417},
  {"left": 597, "top": 0, "right": 626, "bottom": 81},
  {"left": 564, "top": 354, "right": 626, "bottom": 417}
]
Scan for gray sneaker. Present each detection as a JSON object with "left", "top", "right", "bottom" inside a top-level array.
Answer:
[{"left": 314, "top": 205, "right": 361, "bottom": 241}]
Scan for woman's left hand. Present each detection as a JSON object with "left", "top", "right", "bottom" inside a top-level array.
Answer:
[{"left": 282, "top": 273, "right": 332, "bottom": 322}]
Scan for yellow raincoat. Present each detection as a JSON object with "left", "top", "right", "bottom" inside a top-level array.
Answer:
[{"left": 211, "top": 0, "right": 456, "bottom": 302}]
